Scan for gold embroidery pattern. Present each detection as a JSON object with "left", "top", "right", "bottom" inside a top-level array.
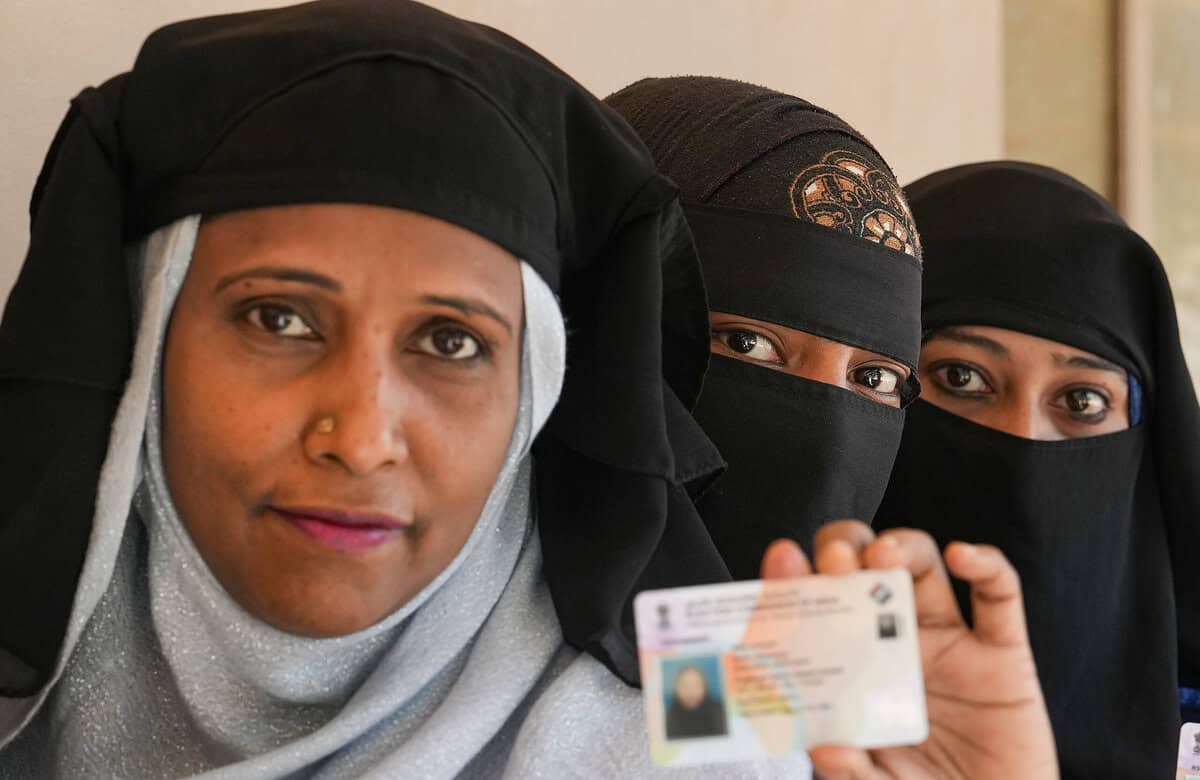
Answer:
[{"left": 788, "top": 150, "right": 919, "bottom": 258}]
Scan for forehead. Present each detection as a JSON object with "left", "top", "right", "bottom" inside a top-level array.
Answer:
[
  {"left": 925, "top": 325, "right": 1126, "bottom": 377},
  {"left": 709, "top": 312, "right": 858, "bottom": 353},
  {"left": 191, "top": 204, "right": 521, "bottom": 295}
]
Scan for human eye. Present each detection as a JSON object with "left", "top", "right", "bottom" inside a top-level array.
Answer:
[
  {"left": 1058, "top": 387, "right": 1110, "bottom": 423},
  {"left": 412, "top": 325, "right": 486, "bottom": 361},
  {"left": 243, "top": 303, "right": 318, "bottom": 340},
  {"left": 929, "top": 362, "right": 992, "bottom": 395},
  {"left": 851, "top": 365, "right": 903, "bottom": 396},
  {"left": 711, "top": 328, "right": 783, "bottom": 364}
]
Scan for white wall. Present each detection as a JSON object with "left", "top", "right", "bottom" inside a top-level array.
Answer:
[{"left": 0, "top": 0, "right": 1003, "bottom": 301}]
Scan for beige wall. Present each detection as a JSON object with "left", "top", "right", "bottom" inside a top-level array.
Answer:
[
  {"left": 1005, "top": 0, "right": 1118, "bottom": 200},
  {"left": 1149, "top": 0, "right": 1200, "bottom": 383},
  {"left": 1002, "top": 0, "right": 1198, "bottom": 384},
  {"left": 0, "top": 0, "right": 1003, "bottom": 302}
]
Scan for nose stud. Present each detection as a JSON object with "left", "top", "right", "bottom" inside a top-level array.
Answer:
[{"left": 315, "top": 416, "right": 337, "bottom": 434}]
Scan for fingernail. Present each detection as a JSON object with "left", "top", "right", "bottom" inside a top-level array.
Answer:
[
  {"left": 878, "top": 534, "right": 898, "bottom": 549},
  {"left": 957, "top": 542, "right": 978, "bottom": 558},
  {"left": 829, "top": 539, "right": 854, "bottom": 556}
]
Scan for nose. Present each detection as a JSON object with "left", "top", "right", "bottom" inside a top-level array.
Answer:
[
  {"left": 303, "top": 342, "right": 410, "bottom": 475},
  {"left": 791, "top": 344, "right": 848, "bottom": 389},
  {"left": 998, "top": 393, "right": 1061, "bottom": 441}
]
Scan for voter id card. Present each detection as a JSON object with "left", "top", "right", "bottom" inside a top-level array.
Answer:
[
  {"left": 1179, "top": 722, "right": 1200, "bottom": 780},
  {"left": 634, "top": 569, "right": 927, "bottom": 767}
]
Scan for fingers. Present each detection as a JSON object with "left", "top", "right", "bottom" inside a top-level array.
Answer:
[
  {"left": 944, "top": 541, "right": 1030, "bottom": 647},
  {"left": 812, "top": 520, "right": 875, "bottom": 574},
  {"left": 811, "top": 523, "right": 965, "bottom": 630},
  {"left": 810, "top": 746, "right": 892, "bottom": 780},
  {"left": 760, "top": 539, "right": 812, "bottom": 579},
  {"left": 863, "top": 529, "right": 963, "bottom": 629}
]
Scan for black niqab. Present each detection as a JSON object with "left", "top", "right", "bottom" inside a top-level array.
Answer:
[
  {"left": 875, "top": 161, "right": 1197, "bottom": 777},
  {"left": 606, "top": 77, "right": 922, "bottom": 576},
  {"left": 0, "top": 0, "right": 730, "bottom": 694}
]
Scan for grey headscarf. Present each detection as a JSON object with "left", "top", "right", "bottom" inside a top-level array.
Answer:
[{"left": 0, "top": 218, "right": 809, "bottom": 779}]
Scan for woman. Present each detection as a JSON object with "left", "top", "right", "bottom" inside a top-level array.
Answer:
[
  {"left": 606, "top": 77, "right": 923, "bottom": 578},
  {"left": 0, "top": 2, "right": 751, "bottom": 775},
  {"left": 664, "top": 664, "right": 727, "bottom": 740},
  {"left": 0, "top": 3, "right": 1055, "bottom": 776},
  {"left": 874, "top": 161, "right": 1199, "bottom": 778}
]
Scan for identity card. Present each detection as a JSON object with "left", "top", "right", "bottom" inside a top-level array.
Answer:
[
  {"left": 634, "top": 569, "right": 927, "bottom": 767},
  {"left": 1179, "top": 722, "right": 1200, "bottom": 780}
]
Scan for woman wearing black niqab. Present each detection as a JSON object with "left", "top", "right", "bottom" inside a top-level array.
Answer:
[
  {"left": 608, "top": 81, "right": 1067, "bottom": 779},
  {"left": 874, "top": 161, "right": 1198, "bottom": 778},
  {"left": 0, "top": 2, "right": 790, "bottom": 776},
  {"left": 606, "top": 77, "right": 923, "bottom": 578}
]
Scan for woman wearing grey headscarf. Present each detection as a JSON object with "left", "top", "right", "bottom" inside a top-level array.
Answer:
[{"left": 0, "top": 2, "right": 775, "bottom": 775}]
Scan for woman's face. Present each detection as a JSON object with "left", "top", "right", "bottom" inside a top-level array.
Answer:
[
  {"left": 162, "top": 203, "right": 523, "bottom": 637},
  {"left": 709, "top": 312, "right": 911, "bottom": 407},
  {"left": 919, "top": 325, "right": 1130, "bottom": 440},
  {"left": 674, "top": 667, "right": 708, "bottom": 709}
]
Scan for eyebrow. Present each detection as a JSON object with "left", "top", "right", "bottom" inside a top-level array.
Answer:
[
  {"left": 925, "top": 327, "right": 1009, "bottom": 359},
  {"left": 212, "top": 269, "right": 513, "bottom": 334},
  {"left": 215, "top": 266, "right": 342, "bottom": 293},
  {"left": 1053, "top": 352, "right": 1127, "bottom": 377},
  {"left": 422, "top": 294, "right": 514, "bottom": 335}
]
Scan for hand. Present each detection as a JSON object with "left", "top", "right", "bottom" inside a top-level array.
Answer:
[{"left": 759, "top": 521, "right": 1058, "bottom": 780}]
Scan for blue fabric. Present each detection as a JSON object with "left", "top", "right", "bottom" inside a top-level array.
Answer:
[
  {"left": 1182, "top": 686, "right": 1200, "bottom": 723},
  {"left": 1129, "top": 373, "right": 1144, "bottom": 426}
]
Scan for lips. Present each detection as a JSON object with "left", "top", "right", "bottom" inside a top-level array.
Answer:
[{"left": 271, "top": 506, "right": 410, "bottom": 553}]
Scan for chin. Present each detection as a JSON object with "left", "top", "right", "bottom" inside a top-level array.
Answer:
[{"left": 235, "top": 576, "right": 407, "bottom": 638}]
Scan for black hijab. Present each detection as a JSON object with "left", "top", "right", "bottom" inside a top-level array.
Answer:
[
  {"left": 0, "top": 0, "right": 730, "bottom": 695},
  {"left": 875, "top": 161, "right": 1198, "bottom": 777},
  {"left": 606, "top": 77, "right": 922, "bottom": 578}
]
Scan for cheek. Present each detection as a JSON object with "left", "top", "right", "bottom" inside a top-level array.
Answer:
[
  {"left": 1067, "top": 406, "right": 1131, "bottom": 437},
  {"left": 405, "top": 358, "right": 521, "bottom": 520},
  {"left": 160, "top": 315, "right": 305, "bottom": 518}
]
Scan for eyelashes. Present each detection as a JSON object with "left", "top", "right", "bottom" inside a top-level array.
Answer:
[
  {"left": 1059, "top": 387, "right": 1111, "bottom": 423},
  {"left": 244, "top": 303, "right": 320, "bottom": 340},
  {"left": 927, "top": 360, "right": 1114, "bottom": 424},
  {"left": 238, "top": 301, "right": 491, "bottom": 363},
  {"left": 850, "top": 365, "right": 901, "bottom": 395},
  {"left": 928, "top": 361, "right": 993, "bottom": 395},
  {"left": 411, "top": 326, "right": 486, "bottom": 361},
  {"left": 710, "top": 325, "right": 907, "bottom": 401},
  {"left": 711, "top": 328, "right": 784, "bottom": 364}
]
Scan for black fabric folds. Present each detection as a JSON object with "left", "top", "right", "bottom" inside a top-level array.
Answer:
[
  {"left": 685, "top": 204, "right": 922, "bottom": 370},
  {"left": 0, "top": 0, "right": 729, "bottom": 694},
  {"left": 606, "top": 77, "right": 922, "bottom": 567},
  {"left": 606, "top": 77, "right": 889, "bottom": 209},
  {"left": 879, "top": 403, "right": 1176, "bottom": 777},
  {"left": 694, "top": 356, "right": 904, "bottom": 578},
  {"left": 875, "top": 161, "right": 1196, "bottom": 778}
]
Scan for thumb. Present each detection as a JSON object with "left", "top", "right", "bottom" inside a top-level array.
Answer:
[{"left": 760, "top": 539, "right": 812, "bottom": 580}]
